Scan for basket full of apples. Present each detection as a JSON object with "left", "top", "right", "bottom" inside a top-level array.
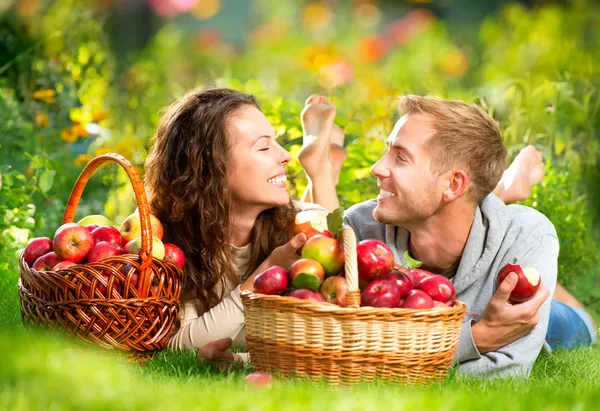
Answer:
[
  {"left": 18, "top": 153, "right": 183, "bottom": 352},
  {"left": 241, "top": 208, "right": 467, "bottom": 386}
]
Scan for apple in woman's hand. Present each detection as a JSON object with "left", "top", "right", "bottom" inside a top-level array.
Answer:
[{"left": 497, "top": 263, "right": 540, "bottom": 303}]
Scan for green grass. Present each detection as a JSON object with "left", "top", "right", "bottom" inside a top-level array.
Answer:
[{"left": 2, "top": 256, "right": 600, "bottom": 410}]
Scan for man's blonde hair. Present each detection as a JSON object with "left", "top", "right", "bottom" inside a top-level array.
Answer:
[{"left": 398, "top": 95, "right": 507, "bottom": 203}]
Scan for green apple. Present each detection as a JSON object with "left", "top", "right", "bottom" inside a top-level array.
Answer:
[
  {"left": 78, "top": 215, "right": 113, "bottom": 227},
  {"left": 119, "top": 211, "right": 164, "bottom": 243},
  {"left": 124, "top": 236, "right": 165, "bottom": 259}
]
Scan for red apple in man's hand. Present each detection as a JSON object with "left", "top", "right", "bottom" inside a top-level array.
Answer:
[
  {"left": 32, "top": 252, "right": 62, "bottom": 271},
  {"left": 52, "top": 260, "right": 77, "bottom": 270},
  {"left": 53, "top": 223, "right": 95, "bottom": 263},
  {"left": 244, "top": 372, "right": 273, "bottom": 387},
  {"left": 91, "top": 226, "right": 122, "bottom": 247},
  {"left": 418, "top": 275, "right": 456, "bottom": 304},
  {"left": 497, "top": 263, "right": 540, "bottom": 303},
  {"left": 164, "top": 243, "right": 185, "bottom": 268},
  {"left": 23, "top": 237, "right": 53, "bottom": 266},
  {"left": 289, "top": 258, "right": 325, "bottom": 292},
  {"left": 319, "top": 275, "right": 348, "bottom": 306},
  {"left": 253, "top": 266, "right": 289, "bottom": 295},
  {"left": 407, "top": 268, "right": 433, "bottom": 288},
  {"left": 87, "top": 241, "right": 123, "bottom": 263},
  {"left": 385, "top": 270, "right": 413, "bottom": 299},
  {"left": 301, "top": 234, "right": 344, "bottom": 277},
  {"left": 356, "top": 239, "right": 394, "bottom": 282},
  {"left": 401, "top": 289, "right": 434, "bottom": 309},
  {"left": 287, "top": 288, "right": 326, "bottom": 302},
  {"left": 361, "top": 278, "right": 402, "bottom": 308}
]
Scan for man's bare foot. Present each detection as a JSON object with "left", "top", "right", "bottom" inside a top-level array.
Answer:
[
  {"left": 299, "top": 95, "right": 336, "bottom": 179},
  {"left": 496, "top": 145, "right": 545, "bottom": 204}
]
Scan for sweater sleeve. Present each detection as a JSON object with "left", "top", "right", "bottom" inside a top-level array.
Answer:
[
  {"left": 168, "top": 286, "right": 246, "bottom": 350},
  {"left": 453, "top": 234, "right": 559, "bottom": 378}
]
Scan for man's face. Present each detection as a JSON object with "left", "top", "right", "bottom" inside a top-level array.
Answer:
[{"left": 371, "top": 113, "right": 447, "bottom": 226}]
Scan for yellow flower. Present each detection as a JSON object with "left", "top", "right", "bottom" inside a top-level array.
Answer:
[
  {"left": 73, "top": 154, "right": 93, "bottom": 168},
  {"left": 35, "top": 112, "right": 50, "bottom": 127},
  {"left": 32, "top": 89, "right": 56, "bottom": 104},
  {"left": 60, "top": 128, "right": 78, "bottom": 143}
]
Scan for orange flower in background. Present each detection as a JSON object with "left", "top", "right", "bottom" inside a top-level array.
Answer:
[
  {"left": 387, "top": 8, "right": 437, "bottom": 45},
  {"left": 72, "top": 122, "right": 90, "bottom": 138},
  {"left": 302, "top": 2, "right": 333, "bottom": 32},
  {"left": 319, "top": 60, "right": 355, "bottom": 88},
  {"left": 92, "top": 111, "right": 109, "bottom": 123},
  {"left": 357, "top": 35, "right": 391, "bottom": 62},
  {"left": 303, "top": 45, "right": 340, "bottom": 70},
  {"left": 32, "top": 89, "right": 56, "bottom": 104},
  {"left": 74, "top": 154, "right": 93, "bottom": 168},
  {"left": 35, "top": 112, "right": 49, "bottom": 127},
  {"left": 440, "top": 48, "right": 469, "bottom": 77},
  {"left": 247, "top": 21, "right": 289, "bottom": 45}
]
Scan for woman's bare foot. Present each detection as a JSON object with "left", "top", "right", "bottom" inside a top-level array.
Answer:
[
  {"left": 495, "top": 145, "right": 546, "bottom": 204},
  {"left": 299, "top": 95, "right": 336, "bottom": 180},
  {"left": 330, "top": 124, "right": 347, "bottom": 185}
]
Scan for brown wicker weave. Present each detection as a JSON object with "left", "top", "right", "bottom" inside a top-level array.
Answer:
[
  {"left": 242, "top": 226, "right": 466, "bottom": 385},
  {"left": 18, "top": 153, "right": 182, "bottom": 352}
]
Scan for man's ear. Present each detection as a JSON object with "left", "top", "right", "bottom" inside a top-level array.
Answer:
[{"left": 443, "top": 169, "right": 470, "bottom": 201}]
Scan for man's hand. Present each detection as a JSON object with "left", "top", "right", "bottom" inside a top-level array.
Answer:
[
  {"left": 471, "top": 272, "right": 551, "bottom": 353},
  {"left": 197, "top": 338, "right": 241, "bottom": 370},
  {"left": 240, "top": 233, "right": 307, "bottom": 291}
]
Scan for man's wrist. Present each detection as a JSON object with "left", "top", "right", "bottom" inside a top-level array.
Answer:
[{"left": 471, "top": 321, "right": 495, "bottom": 354}]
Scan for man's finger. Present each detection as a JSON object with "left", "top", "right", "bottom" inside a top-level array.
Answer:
[
  {"left": 493, "top": 272, "right": 519, "bottom": 303},
  {"left": 520, "top": 281, "right": 550, "bottom": 313}
]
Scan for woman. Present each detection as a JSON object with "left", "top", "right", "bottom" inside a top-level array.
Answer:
[{"left": 144, "top": 88, "right": 330, "bottom": 361}]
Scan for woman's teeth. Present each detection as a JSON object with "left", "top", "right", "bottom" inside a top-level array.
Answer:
[
  {"left": 379, "top": 189, "right": 396, "bottom": 198},
  {"left": 268, "top": 175, "right": 287, "bottom": 184}
]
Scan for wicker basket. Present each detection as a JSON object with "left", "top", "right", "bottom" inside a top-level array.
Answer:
[
  {"left": 242, "top": 226, "right": 466, "bottom": 385},
  {"left": 18, "top": 153, "right": 182, "bottom": 353}
]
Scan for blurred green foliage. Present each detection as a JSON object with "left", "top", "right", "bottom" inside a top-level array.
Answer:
[{"left": 0, "top": 0, "right": 599, "bottom": 317}]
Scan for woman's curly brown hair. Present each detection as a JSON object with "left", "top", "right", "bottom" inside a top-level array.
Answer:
[{"left": 144, "top": 87, "right": 296, "bottom": 313}]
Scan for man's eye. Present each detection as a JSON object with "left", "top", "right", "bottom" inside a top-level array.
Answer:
[
  {"left": 396, "top": 155, "right": 406, "bottom": 162},
  {"left": 259, "top": 147, "right": 270, "bottom": 152}
]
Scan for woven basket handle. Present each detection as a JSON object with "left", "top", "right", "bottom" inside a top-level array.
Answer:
[
  {"left": 62, "top": 153, "right": 154, "bottom": 274},
  {"left": 341, "top": 225, "right": 361, "bottom": 307}
]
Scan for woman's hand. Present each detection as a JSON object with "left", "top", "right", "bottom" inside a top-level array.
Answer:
[
  {"left": 240, "top": 233, "right": 307, "bottom": 292},
  {"left": 197, "top": 338, "right": 241, "bottom": 370}
]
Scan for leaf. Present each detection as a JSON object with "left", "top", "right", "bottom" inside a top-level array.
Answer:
[
  {"left": 404, "top": 250, "right": 422, "bottom": 269},
  {"left": 327, "top": 207, "right": 345, "bottom": 239},
  {"left": 38, "top": 169, "right": 56, "bottom": 193}
]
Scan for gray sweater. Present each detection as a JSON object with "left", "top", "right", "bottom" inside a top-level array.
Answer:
[{"left": 344, "top": 194, "right": 559, "bottom": 378}]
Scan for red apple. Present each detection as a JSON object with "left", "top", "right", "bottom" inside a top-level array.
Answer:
[
  {"left": 91, "top": 226, "right": 122, "bottom": 247},
  {"left": 23, "top": 237, "right": 53, "bottom": 266},
  {"left": 53, "top": 223, "right": 95, "bottom": 263},
  {"left": 164, "top": 243, "right": 185, "bottom": 268},
  {"left": 85, "top": 225, "right": 99, "bottom": 233},
  {"left": 433, "top": 301, "right": 452, "bottom": 309},
  {"left": 319, "top": 275, "right": 348, "bottom": 306},
  {"left": 287, "top": 288, "right": 326, "bottom": 302},
  {"left": 385, "top": 270, "right": 413, "bottom": 298},
  {"left": 301, "top": 234, "right": 344, "bottom": 277},
  {"left": 87, "top": 241, "right": 123, "bottom": 263},
  {"left": 253, "top": 266, "right": 289, "bottom": 295},
  {"left": 32, "top": 252, "right": 61, "bottom": 271},
  {"left": 497, "top": 263, "right": 540, "bottom": 303},
  {"left": 291, "top": 209, "right": 331, "bottom": 241},
  {"left": 407, "top": 268, "right": 433, "bottom": 288},
  {"left": 356, "top": 239, "right": 394, "bottom": 282},
  {"left": 244, "top": 372, "right": 273, "bottom": 387},
  {"left": 52, "top": 260, "right": 77, "bottom": 270},
  {"left": 289, "top": 258, "right": 325, "bottom": 292},
  {"left": 419, "top": 275, "right": 456, "bottom": 304},
  {"left": 401, "top": 289, "right": 434, "bottom": 309},
  {"left": 361, "top": 278, "right": 402, "bottom": 308}
]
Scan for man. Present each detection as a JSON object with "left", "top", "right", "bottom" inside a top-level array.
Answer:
[{"left": 302, "top": 94, "right": 559, "bottom": 378}]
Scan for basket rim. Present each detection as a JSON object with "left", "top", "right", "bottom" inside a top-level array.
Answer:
[{"left": 241, "top": 290, "right": 467, "bottom": 317}]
